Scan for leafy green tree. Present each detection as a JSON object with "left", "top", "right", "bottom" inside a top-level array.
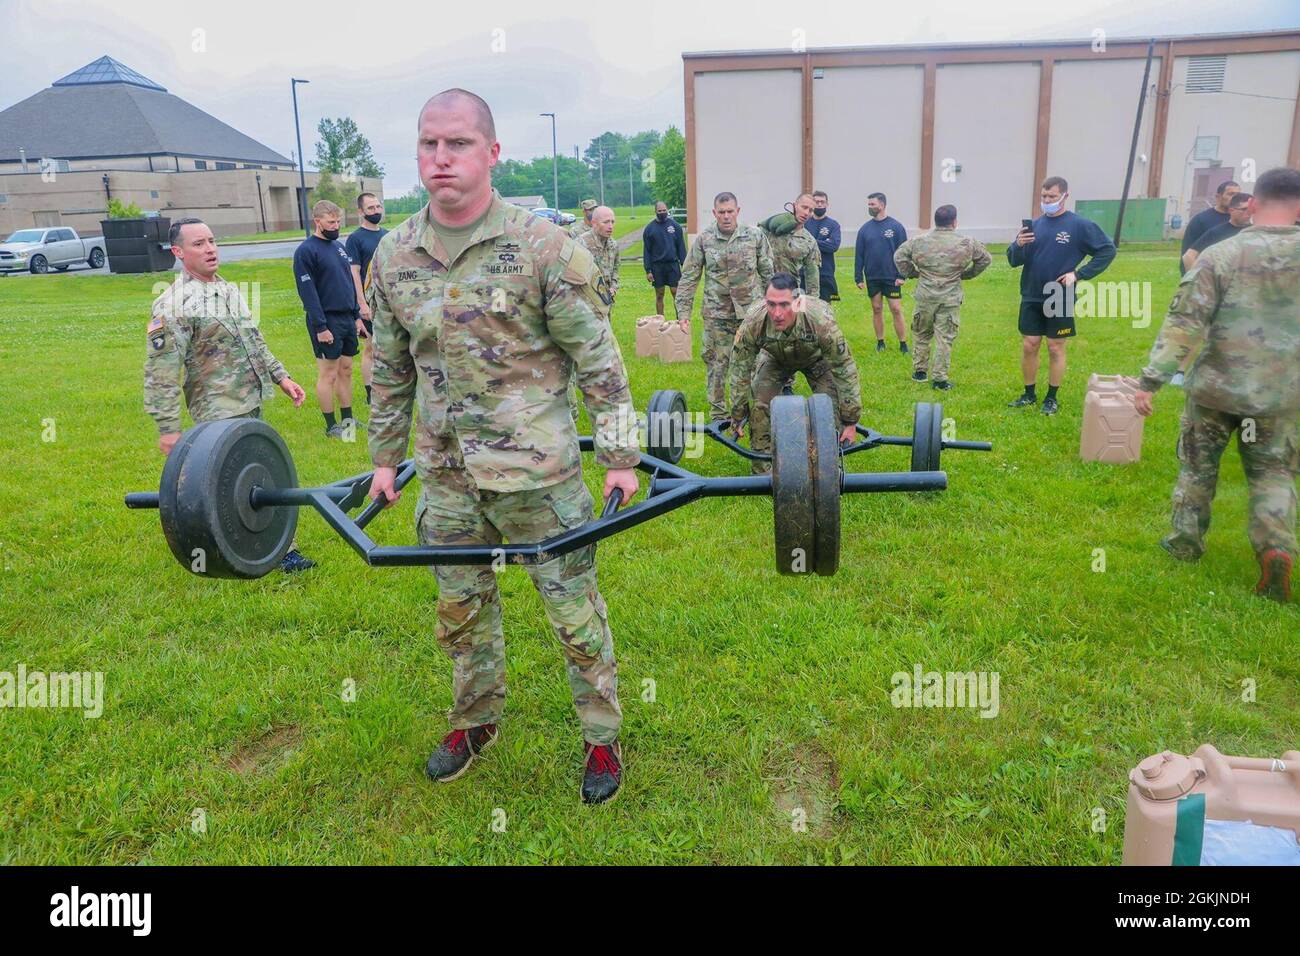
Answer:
[
  {"left": 314, "top": 117, "right": 384, "bottom": 178},
  {"left": 650, "top": 126, "right": 686, "bottom": 209}
]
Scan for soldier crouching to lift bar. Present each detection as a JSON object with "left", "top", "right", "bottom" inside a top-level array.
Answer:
[{"left": 727, "top": 273, "right": 862, "bottom": 475}]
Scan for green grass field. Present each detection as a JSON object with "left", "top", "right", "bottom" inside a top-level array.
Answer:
[{"left": 0, "top": 241, "right": 1295, "bottom": 865}]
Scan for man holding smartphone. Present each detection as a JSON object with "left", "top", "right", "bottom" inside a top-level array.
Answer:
[{"left": 1006, "top": 177, "right": 1116, "bottom": 415}]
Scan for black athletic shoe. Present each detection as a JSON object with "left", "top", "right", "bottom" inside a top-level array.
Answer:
[
  {"left": 932, "top": 379, "right": 953, "bottom": 391},
  {"left": 899, "top": 342, "right": 909, "bottom": 354},
  {"left": 581, "top": 741, "right": 622, "bottom": 805},
  {"left": 911, "top": 370, "right": 928, "bottom": 382},
  {"left": 279, "top": 549, "right": 315, "bottom": 574},
  {"left": 426, "top": 724, "right": 499, "bottom": 782},
  {"left": 325, "top": 423, "right": 345, "bottom": 439},
  {"left": 1007, "top": 393, "right": 1037, "bottom": 408},
  {"left": 1040, "top": 397, "right": 1059, "bottom": 416},
  {"left": 876, "top": 340, "right": 886, "bottom": 352}
]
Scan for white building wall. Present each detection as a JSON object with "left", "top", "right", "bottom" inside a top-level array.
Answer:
[
  {"left": 931, "top": 61, "right": 1041, "bottom": 241},
  {"left": 1160, "top": 50, "right": 1300, "bottom": 221},
  {"left": 693, "top": 69, "right": 802, "bottom": 231},
  {"left": 812, "top": 65, "right": 925, "bottom": 238},
  {"left": 1047, "top": 57, "right": 1162, "bottom": 202}
]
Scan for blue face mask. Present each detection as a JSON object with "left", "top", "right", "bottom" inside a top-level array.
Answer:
[{"left": 1041, "top": 199, "right": 1064, "bottom": 215}]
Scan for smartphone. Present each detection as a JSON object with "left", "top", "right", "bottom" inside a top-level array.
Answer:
[{"left": 1021, "top": 219, "right": 1033, "bottom": 231}]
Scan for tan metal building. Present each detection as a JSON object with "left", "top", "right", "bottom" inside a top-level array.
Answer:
[
  {"left": 683, "top": 30, "right": 1300, "bottom": 240},
  {"left": 0, "top": 57, "right": 383, "bottom": 238}
]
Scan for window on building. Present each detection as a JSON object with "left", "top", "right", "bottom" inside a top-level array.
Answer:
[
  {"left": 242, "top": 164, "right": 262, "bottom": 169},
  {"left": 215, "top": 162, "right": 236, "bottom": 170},
  {"left": 1186, "top": 55, "right": 1226, "bottom": 94},
  {"left": 150, "top": 190, "right": 160, "bottom": 199},
  {"left": 1193, "top": 136, "right": 1220, "bottom": 161},
  {"left": 0, "top": 194, "right": 7, "bottom": 204},
  {"left": 194, "top": 160, "right": 208, "bottom": 170}
]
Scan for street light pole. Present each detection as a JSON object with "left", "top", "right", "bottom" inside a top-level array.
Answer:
[
  {"left": 540, "top": 113, "right": 558, "bottom": 209},
  {"left": 598, "top": 149, "right": 605, "bottom": 206},
  {"left": 291, "top": 78, "right": 310, "bottom": 237}
]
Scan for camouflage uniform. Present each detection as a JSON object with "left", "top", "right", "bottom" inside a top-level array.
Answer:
[
  {"left": 577, "top": 229, "right": 620, "bottom": 303},
  {"left": 762, "top": 222, "right": 821, "bottom": 299},
  {"left": 1138, "top": 225, "right": 1300, "bottom": 561},
  {"left": 569, "top": 200, "right": 597, "bottom": 239},
  {"left": 676, "top": 223, "right": 774, "bottom": 420},
  {"left": 144, "top": 271, "right": 288, "bottom": 433},
  {"left": 728, "top": 297, "right": 861, "bottom": 474},
  {"left": 893, "top": 228, "right": 991, "bottom": 382},
  {"left": 366, "top": 191, "right": 639, "bottom": 745}
]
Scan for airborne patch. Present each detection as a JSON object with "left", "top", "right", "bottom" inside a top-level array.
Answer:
[{"left": 148, "top": 316, "right": 167, "bottom": 352}]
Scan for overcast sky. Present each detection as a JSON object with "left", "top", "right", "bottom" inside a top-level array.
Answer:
[{"left": 2, "top": 0, "right": 1295, "bottom": 194}]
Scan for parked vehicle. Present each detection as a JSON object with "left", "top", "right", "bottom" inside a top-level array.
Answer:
[
  {"left": 529, "top": 207, "right": 577, "bottom": 227},
  {"left": 0, "top": 227, "right": 107, "bottom": 274}
]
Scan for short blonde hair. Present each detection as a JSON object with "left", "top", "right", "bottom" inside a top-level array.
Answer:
[{"left": 312, "top": 199, "right": 342, "bottom": 218}]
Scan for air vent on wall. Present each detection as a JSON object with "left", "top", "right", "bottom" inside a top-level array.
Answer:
[{"left": 1186, "top": 55, "right": 1226, "bottom": 94}]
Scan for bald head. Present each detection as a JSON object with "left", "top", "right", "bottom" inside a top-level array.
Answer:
[
  {"left": 792, "top": 192, "right": 815, "bottom": 224},
  {"left": 419, "top": 88, "right": 496, "bottom": 142},
  {"left": 592, "top": 205, "right": 615, "bottom": 239}
]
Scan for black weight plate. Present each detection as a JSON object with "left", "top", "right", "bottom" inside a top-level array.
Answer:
[
  {"left": 158, "top": 425, "right": 205, "bottom": 570},
  {"left": 911, "top": 402, "right": 934, "bottom": 473},
  {"left": 644, "top": 389, "right": 688, "bottom": 464},
  {"left": 771, "top": 395, "right": 815, "bottom": 575},
  {"left": 927, "top": 401, "right": 944, "bottom": 472},
  {"left": 164, "top": 418, "right": 298, "bottom": 578},
  {"left": 807, "top": 393, "right": 842, "bottom": 576}
]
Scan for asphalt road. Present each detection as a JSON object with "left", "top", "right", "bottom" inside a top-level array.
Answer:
[{"left": 0, "top": 239, "right": 304, "bottom": 279}]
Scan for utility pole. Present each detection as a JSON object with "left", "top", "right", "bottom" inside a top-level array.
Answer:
[
  {"left": 598, "top": 148, "right": 605, "bottom": 206},
  {"left": 291, "top": 78, "right": 311, "bottom": 237},
  {"left": 540, "top": 113, "right": 558, "bottom": 209},
  {"left": 628, "top": 154, "right": 636, "bottom": 207}
]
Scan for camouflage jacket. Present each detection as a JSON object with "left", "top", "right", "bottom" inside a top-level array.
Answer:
[
  {"left": 728, "top": 297, "right": 862, "bottom": 426},
  {"left": 893, "top": 228, "right": 992, "bottom": 305},
  {"left": 366, "top": 191, "right": 639, "bottom": 492},
  {"left": 577, "top": 230, "right": 620, "bottom": 302},
  {"left": 1139, "top": 226, "right": 1300, "bottom": 415},
  {"left": 569, "top": 220, "right": 592, "bottom": 240},
  {"left": 676, "top": 223, "right": 774, "bottom": 323},
  {"left": 143, "top": 271, "right": 287, "bottom": 434},
  {"left": 761, "top": 224, "right": 821, "bottom": 298}
]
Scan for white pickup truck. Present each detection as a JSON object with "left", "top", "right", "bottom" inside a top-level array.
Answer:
[{"left": 0, "top": 227, "right": 107, "bottom": 274}]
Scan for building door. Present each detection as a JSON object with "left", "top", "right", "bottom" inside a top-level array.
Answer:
[
  {"left": 33, "top": 211, "right": 62, "bottom": 227},
  {"left": 1189, "top": 167, "right": 1235, "bottom": 217}
]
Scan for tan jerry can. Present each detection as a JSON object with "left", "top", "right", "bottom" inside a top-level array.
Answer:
[
  {"left": 658, "top": 320, "right": 692, "bottom": 363},
  {"left": 1122, "top": 745, "right": 1300, "bottom": 865},
  {"left": 635, "top": 316, "right": 664, "bottom": 358},
  {"left": 1080, "top": 373, "right": 1144, "bottom": 463}
]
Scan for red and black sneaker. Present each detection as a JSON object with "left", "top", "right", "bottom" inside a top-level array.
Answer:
[
  {"left": 1254, "top": 549, "right": 1293, "bottom": 603},
  {"left": 581, "top": 741, "right": 623, "bottom": 805},
  {"left": 425, "top": 724, "right": 498, "bottom": 782}
]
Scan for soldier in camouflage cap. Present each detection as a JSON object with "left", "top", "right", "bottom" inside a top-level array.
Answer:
[
  {"left": 570, "top": 198, "right": 598, "bottom": 238},
  {"left": 675, "top": 191, "right": 774, "bottom": 421},
  {"left": 1134, "top": 166, "right": 1300, "bottom": 603},
  {"left": 728, "top": 273, "right": 861, "bottom": 475},
  {"left": 143, "top": 217, "right": 313, "bottom": 573},
  {"left": 366, "top": 89, "right": 640, "bottom": 803},
  {"left": 893, "top": 204, "right": 991, "bottom": 390},
  {"left": 758, "top": 193, "right": 821, "bottom": 299}
]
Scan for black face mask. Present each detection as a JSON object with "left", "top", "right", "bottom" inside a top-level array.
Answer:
[
  {"left": 364, "top": 213, "right": 383, "bottom": 225},
  {"left": 656, "top": 212, "right": 668, "bottom": 222},
  {"left": 320, "top": 228, "right": 340, "bottom": 241},
  {"left": 813, "top": 207, "right": 828, "bottom": 217}
]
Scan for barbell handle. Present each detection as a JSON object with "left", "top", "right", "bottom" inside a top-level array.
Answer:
[
  {"left": 600, "top": 488, "right": 624, "bottom": 518},
  {"left": 354, "top": 461, "right": 418, "bottom": 530}
]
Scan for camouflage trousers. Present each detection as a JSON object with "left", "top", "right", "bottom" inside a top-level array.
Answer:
[
  {"left": 416, "top": 468, "right": 621, "bottom": 745},
  {"left": 1164, "top": 399, "right": 1299, "bottom": 560},
  {"left": 747, "top": 354, "right": 841, "bottom": 476},
  {"left": 911, "top": 301, "right": 960, "bottom": 382},
  {"left": 703, "top": 316, "right": 740, "bottom": 421}
]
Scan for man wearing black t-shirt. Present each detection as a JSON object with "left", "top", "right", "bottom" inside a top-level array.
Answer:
[
  {"left": 1179, "top": 179, "right": 1238, "bottom": 276},
  {"left": 346, "top": 192, "right": 389, "bottom": 405},
  {"left": 1183, "top": 191, "right": 1251, "bottom": 272},
  {"left": 293, "top": 199, "right": 362, "bottom": 438}
]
